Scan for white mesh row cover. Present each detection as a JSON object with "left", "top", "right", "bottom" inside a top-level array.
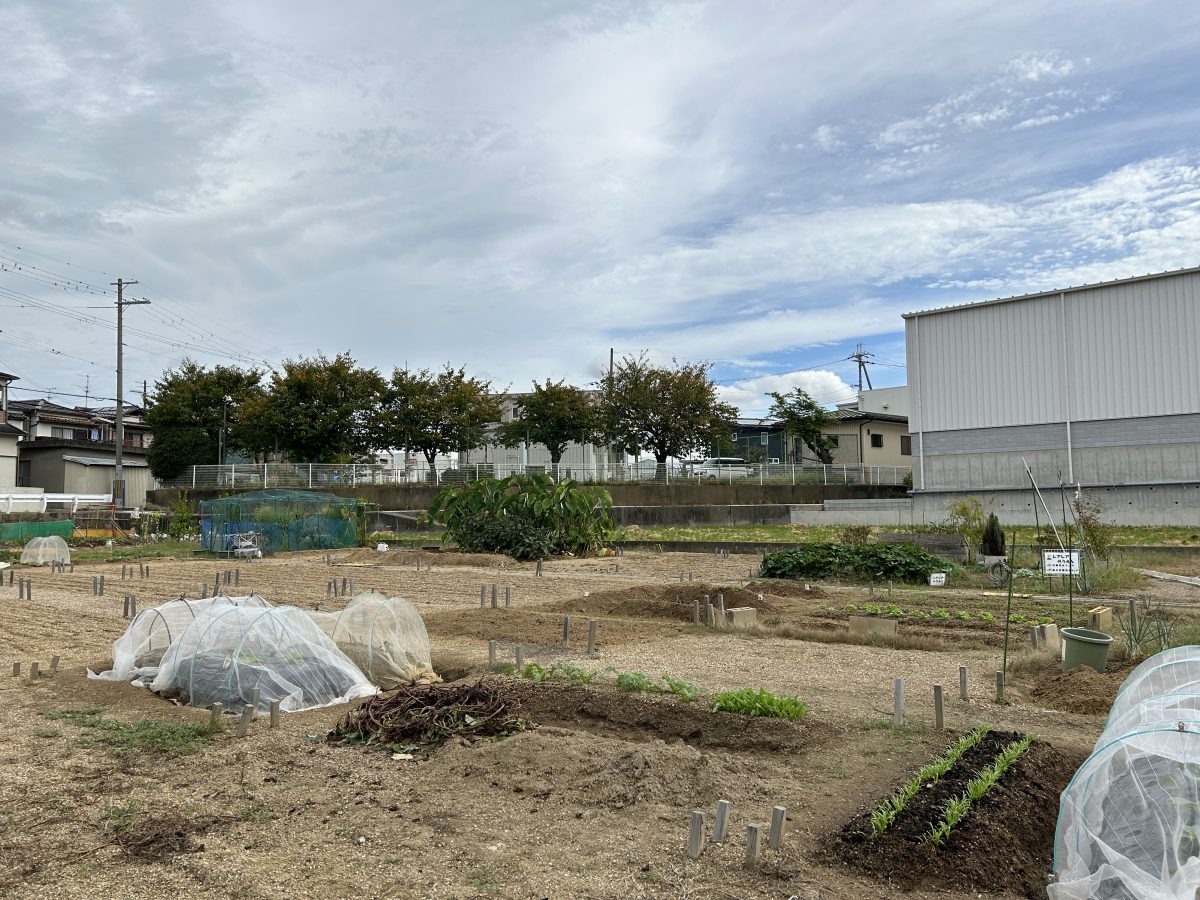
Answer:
[
  {"left": 1051, "top": 645, "right": 1200, "bottom": 899},
  {"left": 150, "top": 604, "right": 376, "bottom": 714},
  {"left": 88, "top": 595, "right": 272, "bottom": 684},
  {"left": 20, "top": 536, "right": 70, "bottom": 566},
  {"left": 310, "top": 590, "right": 436, "bottom": 689}
]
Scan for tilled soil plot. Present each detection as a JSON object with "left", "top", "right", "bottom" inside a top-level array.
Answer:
[{"left": 824, "top": 734, "right": 1084, "bottom": 898}]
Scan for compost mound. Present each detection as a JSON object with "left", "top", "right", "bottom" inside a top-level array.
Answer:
[
  {"left": 507, "top": 680, "right": 809, "bottom": 753},
  {"left": 824, "top": 736, "right": 1083, "bottom": 898},
  {"left": 331, "top": 679, "right": 528, "bottom": 752},
  {"left": 1029, "top": 664, "right": 1127, "bottom": 715}
]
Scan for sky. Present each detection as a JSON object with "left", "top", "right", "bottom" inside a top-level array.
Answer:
[{"left": 3, "top": 1, "right": 1200, "bottom": 417}]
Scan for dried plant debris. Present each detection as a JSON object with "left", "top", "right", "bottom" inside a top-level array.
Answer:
[{"left": 329, "top": 679, "right": 529, "bottom": 755}]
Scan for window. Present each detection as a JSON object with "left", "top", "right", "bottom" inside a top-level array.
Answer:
[
  {"left": 900, "top": 434, "right": 912, "bottom": 456},
  {"left": 870, "top": 433, "right": 884, "bottom": 448},
  {"left": 51, "top": 426, "right": 88, "bottom": 441}
]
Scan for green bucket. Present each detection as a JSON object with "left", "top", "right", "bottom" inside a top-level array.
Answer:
[{"left": 1061, "top": 627, "right": 1113, "bottom": 673}]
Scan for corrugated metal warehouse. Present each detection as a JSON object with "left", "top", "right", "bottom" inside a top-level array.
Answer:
[{"left": 905, "top": 267, "right": 1200, "bottom": 525}]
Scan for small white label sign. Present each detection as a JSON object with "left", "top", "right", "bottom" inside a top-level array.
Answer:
[
  {"left": 929, "top": 572, "right": 946, "bottom": 587},
  {"left": 1042, "top": 550, "right": 1081, "bottom": 576}
]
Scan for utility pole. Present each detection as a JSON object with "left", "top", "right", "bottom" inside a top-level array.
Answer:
[
  {"left": 851, "top": 343, "right": 874, "bottom": 399},
  {"left": 111, "top": 278, "right": 148, "bottom": 508}
]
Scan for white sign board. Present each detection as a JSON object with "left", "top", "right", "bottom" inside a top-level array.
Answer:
[
  {"left": 1042, "top": 550, "right": 1081, "bottom": 576},
  {"left": 928, "top": 572, "right": 946, "bottom": 587}
]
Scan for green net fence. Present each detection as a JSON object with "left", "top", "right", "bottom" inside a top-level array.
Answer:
[
  {"left": 0, "top": 519, "right": 74, "bottom": 542},
  {"left": 199, "top": 490, "right": 364, "bottom": 554}
]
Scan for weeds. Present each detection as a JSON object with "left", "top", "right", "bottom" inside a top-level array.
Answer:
[
  {"left": 710, "top": 688, "right": 806, "bottom": 721},
  {"left": 41, "top": 708, "right": 222, "bottom": 757},
  {"left": 659, "top": 675, "right": 702, "bottom": 702}
]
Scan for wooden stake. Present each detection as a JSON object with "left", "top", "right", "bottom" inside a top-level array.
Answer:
[
  {"left": 130, "top": 597, "right": 137, "bottom": 617},
  {"left": 536, "top": 559, "right": 543, "bottom": 577},
  {"left": 769, "top": 806, "right": 787, "bottom": 850},
  {"left": 587, "top": 619, "right": 597, "bottom": 656},
  {"left": 236, "top": 706, "right": 253, "bottom": 738},
  {"left": 480, "top": 585, "right": 487, "bottom": 607},
  {"left": 687, "top": 810, "right": 705, "bottom": 859},
  {"left": 210, "top": 702, "right": 223, "bottom": 724},
  {"left": 515, "top": 645, "right": 524, "bottom": 671},
  {"left": 959, "top": 665, "right": 968, "bottom": 701},
  {"left": 12, "top": 662, "right": 20, "bottom": 677},
  {"left": 488, "top": 640, "right": 497, "bottom": 669},
  {"left": 49, "top": 655, "right": 59, "bottom": 675},
  {"left": 933, "top": 683, "right": 944, "bottom": 730},
  {"left": 893, "top": 678, "right": 905, "bottom": 726},
  {"left": 250, "top": 688, "right": 261, "bottom": 721},
  {"left": 504, "top": 586, "right": 512, "bottom": 607},
  {"left": 491, "top": 584, "right": 498, "bottom": 608},
  {"left": 712, "top": 799, "right": 731, "bottom": 843},
  {"left": 123, "top": 596, "right": 130, "bottom": 618},
  {"left": 745, "top": 823, "right": 762, "bottom": 868},
  {"left": 269, "top": 699, "right": 281, "bottom": 728},
  {"left": 995, "top": 671, "right": 1005, "bottom": 703},
  {"left": 29, "top": 661, "right": 39, "bottom": 679},
  {"left": 692, "top": 599, "right": 700, "bottom": 625},
  {"left": 562, "top": 615, "right": 571, "bottom": 648}
]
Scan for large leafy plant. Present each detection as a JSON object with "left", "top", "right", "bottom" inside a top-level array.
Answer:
[
  {"left": 759, "top": 542, "right": 948, "bottom": 583},
  {"left": 421, "top": 474, "right": 614, "bottom": 559}
]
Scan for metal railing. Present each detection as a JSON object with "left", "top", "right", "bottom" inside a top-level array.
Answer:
[{"left": 163, "top": 462, "right": 913, "bottom": 490}]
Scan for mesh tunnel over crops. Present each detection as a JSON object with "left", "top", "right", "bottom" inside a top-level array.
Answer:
[
  {"left": 199, "top": 490, "right": 364, "bottom": 554},
  {"left": 311, "top": 591, "right": 436, "bottom": 689},
  {"left": 19, "top": 535, "right": 71, "bottom": 566},
  {"left": 90, "top": 595, "right": 272, "bottom": 683},
  {"left": 150, "top": 604, "right": 376, "bottom": 714},
  {"left": 1052, "top": 646, "right": 1200, "bottom": 899}
]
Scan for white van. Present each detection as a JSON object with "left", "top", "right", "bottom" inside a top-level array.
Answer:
[{"left": 693, "top": 457, "right": 753, "bottom": 479}]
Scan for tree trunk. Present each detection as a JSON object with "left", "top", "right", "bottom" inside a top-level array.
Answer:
[
  {"left": 655, "top": 452, "right": 669, "bottom": 483},
  {"left": 423, "top": 450, "right": 439, "bottom": 482}
]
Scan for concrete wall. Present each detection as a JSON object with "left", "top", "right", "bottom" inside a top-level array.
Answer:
[{"left": 913, "top": 484, "right": 1200, "bottom": 526}]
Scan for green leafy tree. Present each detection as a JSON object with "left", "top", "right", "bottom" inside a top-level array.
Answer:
[
  {"left": 143, "top": 360, "right": 265, "bottom": 480},
  {"left": 766, "top": 388, "right": 836, "bottom": 464},
  {"left": 496, "top": 380, "right": 599, "bottom": 469},
  {"left": 374, "top": 365, "right": 502, "bottom": 480},
  {"left": 241, "top": 353, "right": 385, "bottom": 463},
  {"left": 600, "top": 354, "right": 736, "bottom": 477}
]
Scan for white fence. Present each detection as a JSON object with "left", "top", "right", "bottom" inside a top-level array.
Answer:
[
  {"left": 163, "top": 462, "right": 912, "bottom": 490},
  {"left": 1, "top": 493, "right": 113, "bottom": 513}
]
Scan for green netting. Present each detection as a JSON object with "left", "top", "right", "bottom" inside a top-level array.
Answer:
[
  {"left": 199, "top": 490, "right": 362, "bottom": 554},
  {"left": 0, "top": 519, "right": 74, "bottom": 542}
]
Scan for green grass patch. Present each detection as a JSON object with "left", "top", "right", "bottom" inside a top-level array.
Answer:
[
  {"left": 69, "top": 540, "right": 200, "bottom": 561},
  {"left": 710, "top": 688, "right": 806, "bottom": 721},
  {"left": 41, "top": 707, "right": 222, "bottom": 757}
]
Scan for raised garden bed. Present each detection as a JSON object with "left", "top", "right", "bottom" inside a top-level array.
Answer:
[{"left": 823, "top": 729, "right": 1083, "bottom": 897}]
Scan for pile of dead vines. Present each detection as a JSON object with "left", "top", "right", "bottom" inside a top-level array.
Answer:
[{"left": 329, "top": 678, "right": 529, "bottom": 753}]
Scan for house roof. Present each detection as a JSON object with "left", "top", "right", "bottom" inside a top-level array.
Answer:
[
  {"left": 0, "top": 422, "right": 22, "bottom": 436},
  {"left": 903, "top": 265, "right": 1200, "bottom": 320},
  {"left": 0, "top": 371, "right": 18, "bottom": 382},
  {"left": 62, "top": 455, "right": 150, "bottom": 468},
  {"left": 8, "top": 399, "right": 95, "bottom": 427},
  {"left": 829, "top": 408, "right": 909, "bottom": 425}
]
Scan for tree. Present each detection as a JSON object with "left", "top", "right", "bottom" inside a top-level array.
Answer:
[
  {"left": 766, "top": 388, "right": 836, "bottom": 464},
  {"left": 143, "top": 360, "right": 265, "bottom": 480},
  {"left": 496, "top": 380, "right": 599, "bottom": 469},
  {"left": 241, "top": 353, "right": 385, "bottom": 463},
  {"left": 600, "top": 354, "right": 737, "bottom": 476},
  {"left": 374, "top": 365, "right": 502, "bottom": 480}
]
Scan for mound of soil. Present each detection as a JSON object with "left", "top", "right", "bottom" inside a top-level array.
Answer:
[
  {"left": 422, "top": 607, "right": 677, "bottom": 647},
  {"left": 824, "top": 736, "right": 1082, "bottom": 898},
  {"left": 745, "top": 579, "right": 826, "bottom": 599},
  {"left": 1029, "top": 664, "right": 1127, "bottom": 715},
  {"left": 556, "top": 583, "right": 784, "bottom": 622},
  {"left": 507, "top": 679, "right": 811, "bottom": 754},
  {"left": 336, "top": 548, "right": 514, "bottom": 567}
]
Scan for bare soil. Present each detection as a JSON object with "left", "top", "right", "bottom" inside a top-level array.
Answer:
[{"left": 0, "top": 547, "right": 1173, "bottom": 899}]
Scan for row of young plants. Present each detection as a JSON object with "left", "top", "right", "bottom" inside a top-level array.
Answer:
[
  {"left": 924, "top": 733, "right": 1035, "bottom": 844},
  {"left": 498, "top": 662, "right": 806, "bottom": 721},
  {"left": 869, "top": 725, "right": 991, "bottom": 838},
  {"left": 822, "top": 603, "right": 1055, "bottom": 626}
]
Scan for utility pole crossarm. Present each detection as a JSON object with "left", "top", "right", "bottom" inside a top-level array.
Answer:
[{"left": 110, "top": 278, "right": 149, "bottom": 509}]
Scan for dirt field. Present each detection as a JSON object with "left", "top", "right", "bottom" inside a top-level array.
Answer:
[{"left": 0, "top": 548, "right": 1193, "bottom": 899}]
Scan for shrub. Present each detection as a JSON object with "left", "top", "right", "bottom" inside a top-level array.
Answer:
[
  {"left": 759, "top": 542, "right": 948, "bottom": 584},
  {"left": 1073, "top": 493, "right": 1116, "bottom": 561},
  {"left": 980, "top": 513, "right": 1005, "bottom": 557},
  {"left": 945, "top": 497, "right": 986, "bottom": 563},
  {"left": 422, "top": 474, "right": 614, "bottom": 560},
  {"left": 710, "top": 688, "right": 806, "bottom": 721}
]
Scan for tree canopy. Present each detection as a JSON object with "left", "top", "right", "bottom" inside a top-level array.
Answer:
[
  {"left": 766, "top": 388, "right": 836, "bottom": 463},
  {"left": 143, "top": 360, "right": 265, "bottom": 480},
  {"left": 496, "top": 380, "right": 599, "bottom": 466},
  {"left": 240, "top": 353, "right": 385, "bottom": 463},
  {"left": 600, "top": 354, "right": 736, "bottom": 469},
  {"left": 374, "top": 365, "right": 501, "bottom": 479}
]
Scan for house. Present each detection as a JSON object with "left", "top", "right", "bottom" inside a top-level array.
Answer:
[
  {"left": 6, "top": 397, "right": 158, "bottom": 506},
  {"left": 905, "top": 267, "right": 1200, "bottom": 525},
  {"left": 0, "top": 373, "right": 20, "bottom": 489}
]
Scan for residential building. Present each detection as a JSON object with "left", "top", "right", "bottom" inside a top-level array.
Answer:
[
  {"left": 0, "top": 373, "right": 19, "bottom": 489},
  {"left": 905, "top": 267, "right": 1200, "bottom": 525}
]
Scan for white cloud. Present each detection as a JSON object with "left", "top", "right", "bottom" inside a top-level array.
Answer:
[
  {"left": 1006, "top": 51, "right": 1077, "bottom": 81},
  {"left": 813, "top": 124, "right": 845, "bottom": 153},
  {"left": 718, "top": 369, "right": 855, "bottom": 416}
]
